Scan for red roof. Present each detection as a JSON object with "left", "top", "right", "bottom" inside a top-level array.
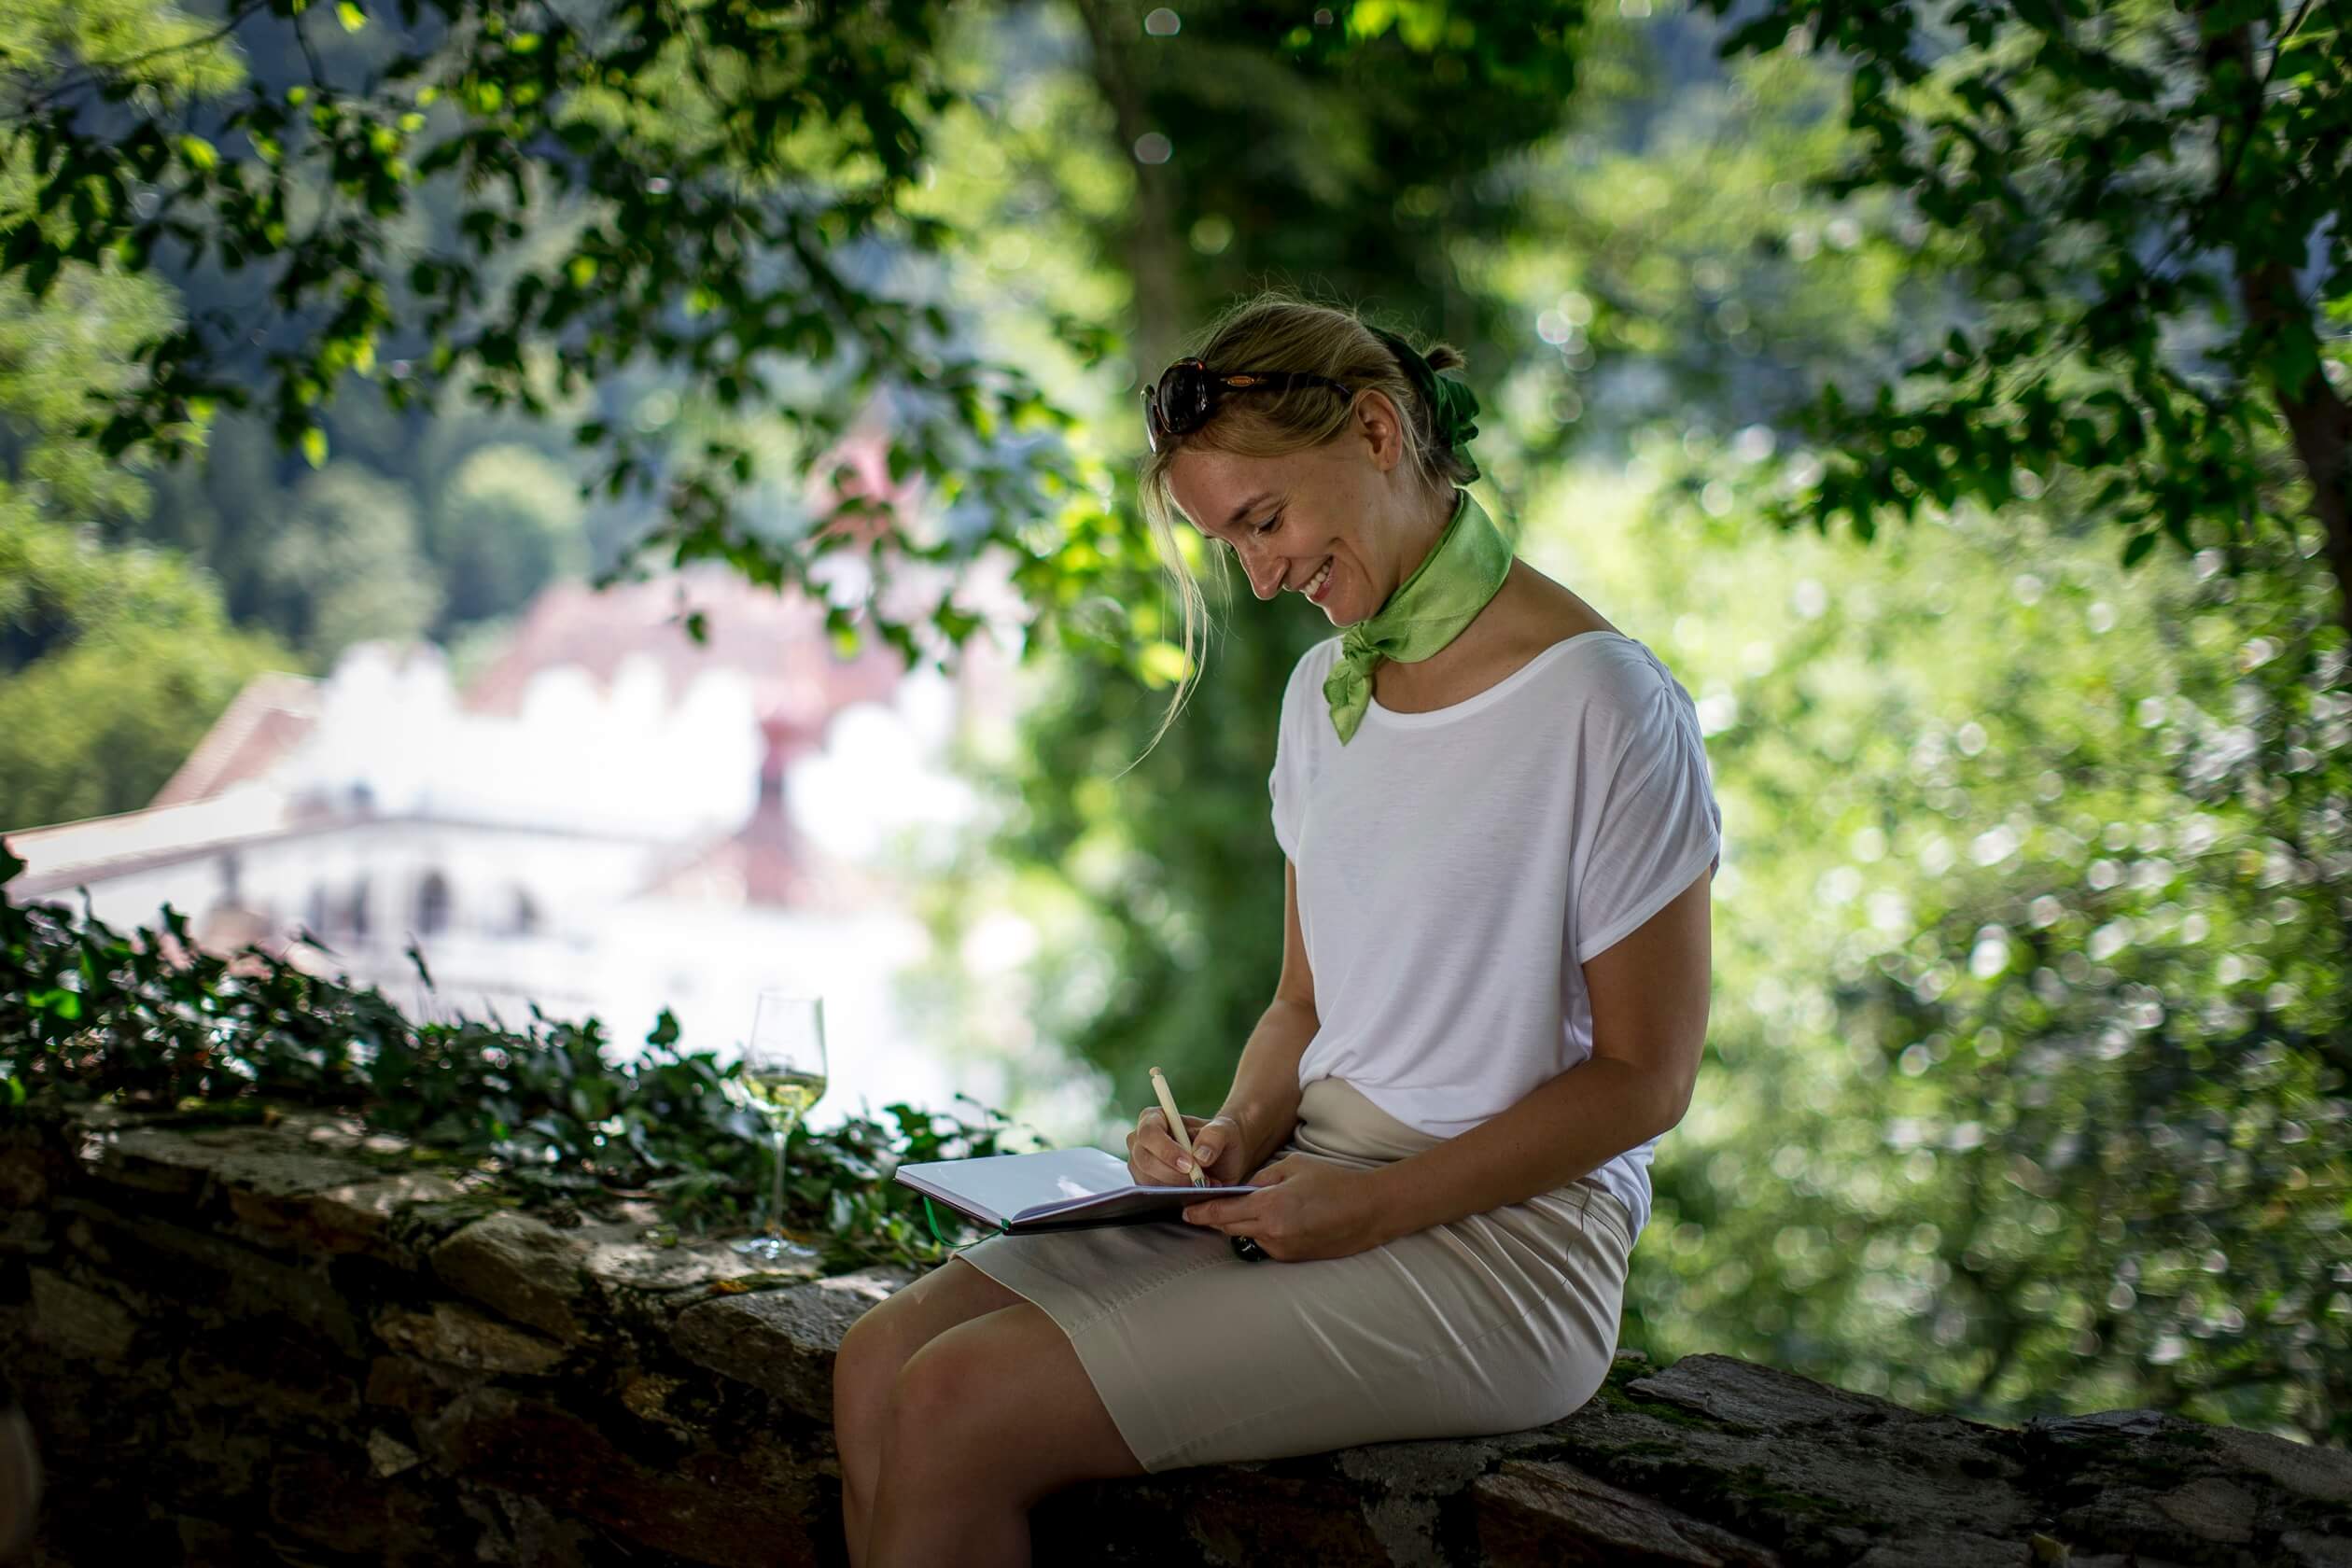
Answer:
[
  {"left": 459, "top": 566, "right": 904, "bottom": 725},
  {"left": 148, "top": 672, "right": 319, "bottom": 808}
]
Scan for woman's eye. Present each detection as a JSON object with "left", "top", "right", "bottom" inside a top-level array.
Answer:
[{"left": 1254, "top": 509, "right": 1284, "bottom": 536}]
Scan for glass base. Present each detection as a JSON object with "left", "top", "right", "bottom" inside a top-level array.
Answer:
[{"left": 733, "top": 1232, "right": 821, "bottom": 1262}]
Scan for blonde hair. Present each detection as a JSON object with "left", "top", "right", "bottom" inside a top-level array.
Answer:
[{"left": 1130, "top": 287, "right": 1474, "bottom": 768}]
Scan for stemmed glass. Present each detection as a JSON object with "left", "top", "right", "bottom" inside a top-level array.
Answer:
[{"left": 724, "top": 991, "right": 829, "bottom": 1262}]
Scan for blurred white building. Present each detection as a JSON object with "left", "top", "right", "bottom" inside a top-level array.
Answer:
[{"left": 3, "top": 550, "right": 1029, "bottom": 1137}]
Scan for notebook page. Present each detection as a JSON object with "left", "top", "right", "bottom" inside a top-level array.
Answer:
[
  {"left": 893, "top": 1147, "right": 1254, "bottom": 1226},
  {"left": 1012, "top": 1182, "right": 1255, "bottom": 1226}
]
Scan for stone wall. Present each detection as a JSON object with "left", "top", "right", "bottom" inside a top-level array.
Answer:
[{"left": 2, "top": 1101, "right": 2345, "bottom": 1567}]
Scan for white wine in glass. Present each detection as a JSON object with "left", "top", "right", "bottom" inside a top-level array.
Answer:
[{"left": 726, "top": 992, "right": 829, "bottom": 1262}]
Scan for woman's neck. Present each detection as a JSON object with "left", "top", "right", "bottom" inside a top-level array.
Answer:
[
  {"left": 1369, "top": 559, "right": 1531, "bottom": 700},
  {"left": 1369, "top": 561, "right": 1616, "bottom": 710},
  {"left": 1382, "top": 485, "right": 1463, "bottom": 592}
]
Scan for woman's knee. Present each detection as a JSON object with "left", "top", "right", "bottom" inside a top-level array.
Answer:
[
  {"left": 837, "top": 1268, "right": 993, "bottom": 1407},
  {"left": 837, "top": 1297, "right": 906, "bottom": 1365},
  {"left": 888, "top": 1328, "right": 990, "bottom": 1429},
  {"left": 881, "top": 1316, "right": 1039, "bottom": 1474},
  {"left": 835, "top": 1305, "right": 920, "bottom": 1436},
  {"left": 844, "top": 1288, "right": 935, "bottom": 1363},
  {"left": 883, "top": 1308, "right": 1143, "bottom": 1502}
]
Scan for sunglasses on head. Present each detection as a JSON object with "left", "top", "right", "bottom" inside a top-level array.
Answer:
[{"left": 1141, "top": 357, "right": 1360, "bottom": 453}]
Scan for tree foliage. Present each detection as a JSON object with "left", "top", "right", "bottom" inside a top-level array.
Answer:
[
  {"left": 4, "top": 2, "right": 2345, "bottom": 651},
  {"left": 0, "top": 0, "right": 1108, "bottom": 671},
  {"left": 259, "top": 458, "right": 443, "bottom": 655},
  {"left": 1689, "top": 0, "right": 2352, "bottom": 640},
  {"left": 0, "top": 517, "right": 292, "bottom": 827},
  {"left": 1582, "top": 458, "right": 2352, "bottom": 1445},
  {"left": 0, "top": 35, "right": 302, "bottom": 833},
  {"left": 424, "top": 440, "right": 586, "bottom": 631}
]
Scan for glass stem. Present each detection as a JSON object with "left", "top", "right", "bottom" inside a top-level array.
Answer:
[{"left": 768, "top": 1121, "right": 792, "bottom": 1237}]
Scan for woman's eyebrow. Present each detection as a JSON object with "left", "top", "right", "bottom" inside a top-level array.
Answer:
[{"left": 1222, "top": 491, "right": 1277, "bottom": 530}]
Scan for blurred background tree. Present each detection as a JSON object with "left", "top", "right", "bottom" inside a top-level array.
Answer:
[
  {"left": 0, "top": 9, "right": 296, "bottom": 828},
  {"left": 0, "top": 514, "right": 289, "bottom": 827},
  {"left": 258, "top": 460, "right": 442, "bottom": 658},
  {"left": 424, "top": 441, "right": 587, "bottom": 633}
]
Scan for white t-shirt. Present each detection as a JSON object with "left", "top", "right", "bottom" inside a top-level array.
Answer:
[{"left": 1269, "top": 629, "right": 1722, "bottom": 1246}]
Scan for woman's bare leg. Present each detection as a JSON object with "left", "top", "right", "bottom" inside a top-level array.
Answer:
[
  {"left": 833, "top": 1257, "right": 1027, "bottom": 1568},
  {"left": 866, "top": 1301, "right": 1147, "bottom": 1568}
]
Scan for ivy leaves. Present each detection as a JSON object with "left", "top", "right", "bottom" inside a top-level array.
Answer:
[{"left": 0, "top": 842, "right": 1024, "bottom": 1270}]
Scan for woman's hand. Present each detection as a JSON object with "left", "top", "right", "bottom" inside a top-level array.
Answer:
[
  {"left": 1180, "top": 1156, "right": 1384, "bottom": 1262},
  {"left": 1127, "top": 1108, "right": 1253, "bottom": 1188}
]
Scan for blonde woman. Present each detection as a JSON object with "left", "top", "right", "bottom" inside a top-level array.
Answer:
[{"left": 833, "top": 291, "right": 1721, "bottom": 1568}]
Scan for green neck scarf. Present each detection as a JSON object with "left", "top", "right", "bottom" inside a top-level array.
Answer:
[{"left": 1321, "top": 487, "right": 1513, "bottom": 744}]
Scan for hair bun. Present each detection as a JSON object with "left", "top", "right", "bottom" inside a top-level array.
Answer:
[{"left": 1370, "top": 326, "right": 1481, "bottom": 484}]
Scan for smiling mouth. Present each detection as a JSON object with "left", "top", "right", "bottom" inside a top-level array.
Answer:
[{"left": 1300, "top": 557, "right": 1334, "bottom": 598}]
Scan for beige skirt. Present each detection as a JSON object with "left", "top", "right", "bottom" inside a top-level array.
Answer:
[{"left": 952, "top": 1075, "right": 1635, "bottom": 1475}]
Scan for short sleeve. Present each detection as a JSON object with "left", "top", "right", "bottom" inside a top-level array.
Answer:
[
  {"left": 1269, "top": 738, "right": 1302, "bottom": 862},
  {"left": 1573, "top": 674, "right": 1722, "bottom": 966}
]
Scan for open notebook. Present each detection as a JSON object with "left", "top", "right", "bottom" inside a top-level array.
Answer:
[{"left": 893, "top": 1146, "right": 1256, "bottom": 1234}]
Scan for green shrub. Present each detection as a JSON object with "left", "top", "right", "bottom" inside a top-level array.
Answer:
[{"left": 0, "top": 845, "right": 1015, "bottom": 1274}]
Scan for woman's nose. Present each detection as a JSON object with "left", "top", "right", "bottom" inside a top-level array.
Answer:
[{"left": 1241, "top": 547, "right": 1283, "bottom": 599}]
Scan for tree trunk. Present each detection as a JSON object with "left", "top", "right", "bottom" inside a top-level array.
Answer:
[
  {"left": 2207, "top": 18, "right": 2352, "bottom": 648},
  {"left": 2238, "top": 258, "right": 2352, "bottom": 648},
  {"left": 1070, "top": 0, "right": 1190, "bottom": 380}
]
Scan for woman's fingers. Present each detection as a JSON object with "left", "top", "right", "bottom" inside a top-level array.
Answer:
[
  {"left": 1192, "top": 1113, "right": 1249, "bottom": 1181},
  {"left": 1126, "top": 1106, "right": 1195, "bottom": 1184},
  {"left": 1124, "top": 1107, "right": 1248, "bottom": 1185}
]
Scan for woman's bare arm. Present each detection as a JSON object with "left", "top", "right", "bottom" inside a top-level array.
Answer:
[
  {"left": 1358, "top": 862, "right": 1713, "bottom": 1242},
  {"left": 1214, "top": 860, "right": 1318, "bottom": 1169}
]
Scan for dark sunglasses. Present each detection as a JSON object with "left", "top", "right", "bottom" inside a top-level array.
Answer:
[{"left": 1141, "top": 358, "right": 1359, "bottom": 453}]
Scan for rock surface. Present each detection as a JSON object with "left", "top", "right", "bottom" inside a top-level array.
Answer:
[{"left": 4, "top": 1105, "right": 2345, "bottom": 1567}]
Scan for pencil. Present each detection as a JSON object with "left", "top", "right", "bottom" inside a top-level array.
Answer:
[{"left": 1148, "top": 1066, "right": 1208, "bottom": 1188}]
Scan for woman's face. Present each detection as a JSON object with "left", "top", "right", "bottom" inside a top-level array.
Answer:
[{"left": 1166, "top": 388, "right": 1431, "bottom": 627}]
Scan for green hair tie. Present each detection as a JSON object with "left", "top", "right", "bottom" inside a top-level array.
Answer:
[{"left": 1370, "top": 326, "right": 1483, "bottom": 485}]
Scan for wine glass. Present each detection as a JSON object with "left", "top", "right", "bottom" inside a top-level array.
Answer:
[{"left": 724, "top": 991, "right": 829, "bottom": 1262}]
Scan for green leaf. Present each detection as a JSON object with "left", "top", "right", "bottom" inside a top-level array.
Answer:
[
  {"left": 337, "top": 2, "right": 367, "bottom": 31},
  {"left": 300, "top": 427, "right": 329, "bottom": 468}
]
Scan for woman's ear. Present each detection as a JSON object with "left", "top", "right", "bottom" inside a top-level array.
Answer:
[{"left": 1354, "top": 387, "right": 1407, "bottom": 474}]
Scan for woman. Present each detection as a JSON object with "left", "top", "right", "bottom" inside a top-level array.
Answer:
[{"left": 833, "top": 291, "right": 1722, "bottom": 1568}]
